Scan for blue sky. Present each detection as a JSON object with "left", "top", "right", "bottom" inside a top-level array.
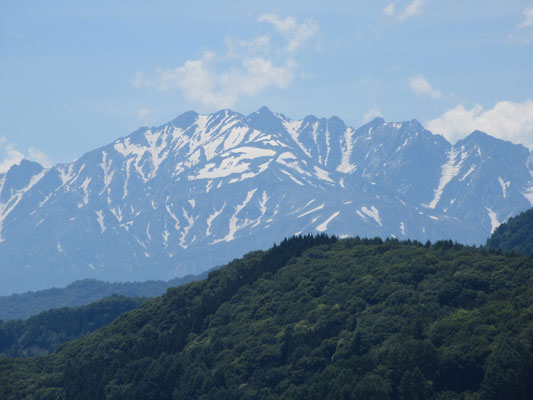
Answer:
[{"left": 1, "top": 0, "right": 532, "bottom": 170}]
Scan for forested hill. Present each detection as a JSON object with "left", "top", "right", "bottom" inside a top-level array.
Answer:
[
  {"left": 0, "top": 295, "right": 144, "bottom": 357},
  {"left": 487, "top": 207, "right": 533, "bottom": 255},
  {"left": 0, "top": 271, "right": 209, "bottom": 321},
  {"left": 1, "top": 235, "right": 532, "bottom": 400}
]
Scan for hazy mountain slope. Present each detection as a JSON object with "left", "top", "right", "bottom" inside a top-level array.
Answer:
[
  {"left": 1, "top": 235, "right": 531, "bottom": 399},
  {"left": 0, "top": 271, "right": 209, "bottom": 320},
  {"left": 1, "top": 107, "right": 532, "bottom": 294}
]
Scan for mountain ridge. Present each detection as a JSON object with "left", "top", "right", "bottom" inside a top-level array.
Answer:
[
  {"left": 0, "top": 270, "right": 211, "bottom": 321},
  {"left": 1, "top": 107, "right": 532, "bottom": 294}
]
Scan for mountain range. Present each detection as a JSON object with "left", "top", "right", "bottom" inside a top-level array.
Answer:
[{"left": 1, "top": 106, "right": 532, "bottom": 294}]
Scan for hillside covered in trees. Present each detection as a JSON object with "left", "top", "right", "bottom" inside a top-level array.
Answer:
[
  {"left": 0, "top": 272, "right": 209, "bottom": 321},
  {"left": 0, "top": 295, "right": 144, "bottom": 357},
  {"left": 1, "top": 235, "right": 532, "bottom": 399},
  {"left": 487, "top": 207, "right": 533, "bottom": 255}
]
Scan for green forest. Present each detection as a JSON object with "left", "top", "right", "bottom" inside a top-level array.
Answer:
[
  {"left": 486, "top": 207, "right": 533, "bottom": 255},
  {"left": 0, "top": 295, "right": 144, "bottom": 357},
  {"left": 1, "top": 234, "right": 532, "bottom": 399}
]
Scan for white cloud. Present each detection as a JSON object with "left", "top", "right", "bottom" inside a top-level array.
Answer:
[
  {"left": 385, "top": 0, "right": 425, "bottom": 20},
  {"left": 0, "top": 141, "right": 24, "bottom": 174},
  {"left": 27, "top": 147, "right": 53, "bottom": 168},
  {"left": 259, "top": 14, "right": 319, "bottom": 52},
  {"left": 384, "top": 3, "right": 396, "bottom": 16},
  {"left": 363, "top": 109, "right": 383, "bottom": 123},
  {"left": 0, "top": 139, "right": 53, "bottom": 173},
  {"left": 426, "top": 100, "right": 533, "bottom": 149},
  {"left": 221, "top": 57, "right": 294, "bottom": 97},
  {"left": 518, "top": 7, "right": 533, "bottom": 29},
  {"left": 135, "top": 51, "right": 294, "bottom": 110},
  {"left": 134, "top": 14, "right": 316, "bottom": 110},
  {"left": 509, "top": 7, "right": 533, "bottom": 44},
  {"left": 409, "top": 75, "right": 441, "bottom": 98},
  {"left": 400, "top": 0, "right": 425, "bottom": 19}
]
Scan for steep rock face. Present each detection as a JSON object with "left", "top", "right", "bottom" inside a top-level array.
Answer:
[
  {"left": 1, "top": 107, "right": 532, "bottom": 294},
  {"left": 424, "top": 131, "right": 533, "bottom": 234}
]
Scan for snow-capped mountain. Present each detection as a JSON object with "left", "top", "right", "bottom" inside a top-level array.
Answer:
[{"left": 1, "top": 106, "right": 532, "bottom": 294}]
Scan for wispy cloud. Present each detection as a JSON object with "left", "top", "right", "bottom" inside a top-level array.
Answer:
[
  {"left": 0, "top": 138, "right": 53, "bottom": 173},
  {"left": 134, "top": 14, "right": 318, "bottom": 110},
  {"left": 27, "top": 147, "right": 53, "bottom": 168},
  {"left": 509, "top": 7, "right": 533, "bottom": 45},
  {"left": 518, "top": 7, "right": 533, "bottom": 29},
  {"left": 225, "top": 35, "right": 270, "bottom": 59},
  {"left": 363, "top": 109, "right": 383, "bottom": 123},
  {"left": 384, "top": 0, "right": 425, "bottom": 20},
  {"left": 426, "top": 100, "right": 533, "bottom": 149},
  {"left": 409, "top": 75, "right": 441, "bottom": 98},
  {"left": 258, "top": 14, "right": 319, "bottom": 53}
]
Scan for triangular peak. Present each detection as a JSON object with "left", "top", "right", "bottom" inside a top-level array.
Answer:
[
  {"left": 456, "top": 130, "right": 530, "bottom": 154},
  {"left": 245, "top": 106, "right": 286, "bottom": 134},
  {"left": 170, "top": 111, "right": 199, "bottom": 129},
  {"left": 356, "top": 117, "right": 386, "bottom": 132},
  {"left": 248, "top": 106, "right": 275, "bottom": 117}
]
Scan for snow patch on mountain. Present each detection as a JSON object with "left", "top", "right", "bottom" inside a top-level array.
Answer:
[
  {"left": 459, "top": 164, "right": 476, "bottom": 182},
  {"left": 424, "top": 149, "right": 464, "bottom": 209},
  {"left": 400, "top": 222, "right": 406, "bottom": 235},
  {"left": 95, "top": 210, "right": 105, "bottom": 233},
  {"left": 162, "top": 225, "right": 170, "bottom": 247},
  {"left": 313, "top": 166, "right": 335, "bottom": 183},
  {"left": 498, "top": 177, "right": 510, "bottom": 199},
  {"left": 213, "top": 189, "right": 257, "bottom": 244},
  {"left": 316, "top": 211, "right": 340, "bottom": 232},
  {"left": 360, "top": 206, "right": 382, "bottom": 227},
  {"left": 179, "top": 207, "right": 197, "bottom": 248},
  {"left": 282, "top": 119, "right": 310, "bottom": 157},
  {"left": 297, "top": 204, "right": 324, "bottom": 218},
  {"left": 165, "top": 205, "right": 180, "bottom": 232},
  {"left": 523, "top": 185, "right": 533, "bottom": 206},
  {"left": 99, "top": 152, "right": 115, "bottom": 193},
  {"left": 337, "top": 128, "right": 357, "bottom": 174},
  {"left": 0, "top": 169, "right": 45, "bottom": 242},
  {"left": 252, "top": 191, "right": 270, "bottom": 227},
  {"left": 485, "top": 207, "right": 500, "bottom": 233},
  {"left": 192, "top": 158, "right": 250, "bottom": 180}
]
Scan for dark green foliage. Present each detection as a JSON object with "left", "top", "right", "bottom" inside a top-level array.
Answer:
[
  {"left": 1, "top": 234, "right": 532, "bottom": 400},
  {"left": 0, "top": 272, "right": 209, "bottom": 321},
  {"left": 479, "top": 338, "right": 531, "bottom": 400},
  {"left": 487, "top": 207, "right": 533, "bottom": 255},
  {"left": 0, "top": 295, "right": 143, "bottom": 357},
  {"left": 398, "top": 368, "right": 433, "bottom": 400}
]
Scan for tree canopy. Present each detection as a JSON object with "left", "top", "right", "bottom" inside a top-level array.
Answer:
[
  {"left": 1, "top": 234, "right": 532, "bottom": 400},
  {"left": 487, "top": 207, "right": 533, "bottom": 255}
]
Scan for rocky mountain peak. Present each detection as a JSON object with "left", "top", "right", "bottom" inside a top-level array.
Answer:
[{"left": 0, "top": 108, "right": 532, "bottom": 295}]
